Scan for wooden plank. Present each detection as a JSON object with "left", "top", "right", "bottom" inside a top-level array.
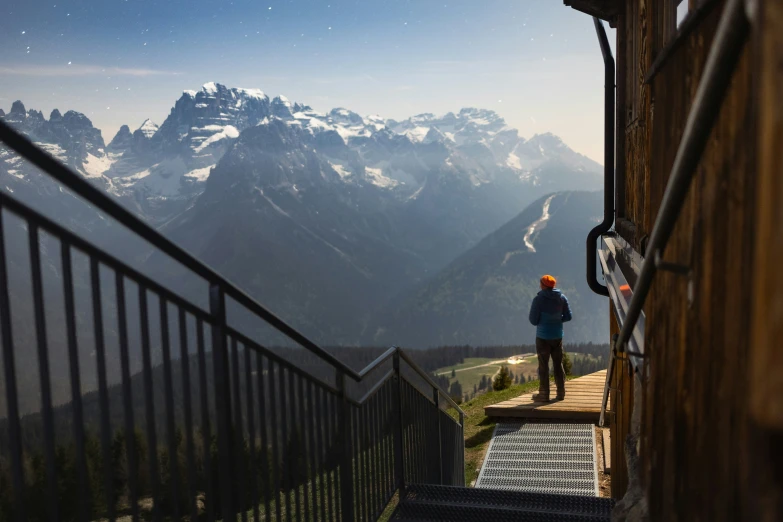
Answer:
[
  {"left": 484, "top": 371, "right": 607, "bottom": 422},
  {"left": 602, "top": 429, "right": 611, "bottom": 475},
  {"left": 609, "top": 300, "right": 629, "bottom": 500},
  {"left": 483, "top": 407, "right": 601, "bottom": 422},
  {"left": 749, "top": 0, "right": 783, "bottom": 432}
]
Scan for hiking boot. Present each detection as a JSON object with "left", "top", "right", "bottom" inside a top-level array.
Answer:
[
  {"left": 555, "top": 389, "right": 566, "bottom": 401},
  {"left": 532, "top": 393, "right": 550, "bottom": 402}
]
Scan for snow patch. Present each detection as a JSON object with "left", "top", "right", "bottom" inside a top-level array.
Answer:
[
  {"left": 523, "top": 194, "right": 556, "bottom": 252},
  {"left": 506, "top": 152, "right": 521, "bottom": 170},
  {"left": 38, "top": 143, "right": 67, "bottom": 162},
  {"left": 402, "top": 126, "right": 431, "bottom": 142},
  {"left": 195, "top": 124, "right": 233, "bottom": 132},
  {"left": 334, "top": 125, "right": 368, "bottom": 140},
  {"left": 365, "top": 167, "right": 399, "bottom": 189},
  {"left": 183, "top": 165, "right": 214, "bottom": 182},
  {"left": 237, "top": 87, "right": 266, "bottom": 100},
  {"left": 202, "top": 82, "right": 218, "bottom": 94},
  {"left": 193, "top": 125, "right": 239, "bottom": 152},
  {"left": 329, "top": 163, "right": 351, "bottom": 179},
  {"left": 183, "top": 90, "right": 197, "bottom": 97},
  {"left": 119, "top": 158, "right": 190, "bottom": 197},
  {"left": 407, "top": 181, "right": 425, "bottom": 201},
  {"left": 82, "top": 153, "right": 115, "bottom": 178}
]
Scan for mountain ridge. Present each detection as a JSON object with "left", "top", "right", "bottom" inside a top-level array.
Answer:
[
  {"left": 0, "top": 83, "right": 605, "bottom": 346},
  {"left": 369, "top": 190, "right": 608, "bottom": 347}
]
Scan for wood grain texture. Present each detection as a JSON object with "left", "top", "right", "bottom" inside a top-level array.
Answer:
[
  {"left": 749, "top": 0, "right": 783, "bottom": 433},
  {"left": 609, "top": 301, "right": 632, "bottom": 500},
  {"left": 745, "top": 2, "right": 783, "bottom": 519},
  {"left": 483, "top": 371, "right": 607, "bottom": 422},
  {"left": 615, "top": 0, "right": 783, "bottom": 519}
]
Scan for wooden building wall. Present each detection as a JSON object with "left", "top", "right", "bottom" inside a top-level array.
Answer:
[
  {"left": 608, "top": 303, "right": 633, "bottom": 500},
  {"left": 747, "top": 0, "right": 783, "bottom": 518},
  {"left": 615, "top": 0, "right": 783, "bottom": 519}
]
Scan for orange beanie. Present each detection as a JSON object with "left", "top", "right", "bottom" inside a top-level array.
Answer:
[{"left": 541, "top": 275, "right": 556, "bottom": 288}]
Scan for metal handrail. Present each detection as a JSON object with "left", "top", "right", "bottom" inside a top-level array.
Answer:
[
  {"left": 0, "top": 118, "right": 358, "bottom": 379},
  {"left": 357, "top": 345, "right": 467, "bottom": 416},
  {"left": 0, "top": 115, "right": 467, "bottom": 521},
  {"left": 399, "top": 349, "right": 465, "bottom": 415},
  {"left": 0, "top": 119, "right": 466, "bottom": 414}
]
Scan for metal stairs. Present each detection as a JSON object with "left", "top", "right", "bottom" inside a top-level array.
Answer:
[{"left": 390, "top": 484, "right": 615, "bottom": 521}]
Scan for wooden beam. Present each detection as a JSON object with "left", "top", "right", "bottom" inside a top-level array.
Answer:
[
  {"left": 749, "top": 0, "right": 783, "bottom": 432},
  {"left": 563, "top": 0, "right": 621, "bottom": 26}
]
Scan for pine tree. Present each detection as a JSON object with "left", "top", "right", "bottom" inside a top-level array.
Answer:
[
  {"left": 50, "top": 444, "right": 78, "bottom": 521},
  {"left": 111, "top": 431, "right": 128, "bottom": 512},
  {"left": 563, "top": 351, "right": 573, "bottom": 376},
  {"left": 449, "top": 381, "right": 463, "bottom": 402},
  {"left": 493, "top": 366, "right": 513, "bottom": 391},
  {"left": 0, "top": 459, "right": 13, "bottom": 522},
  {"left": 520, "top": 374, "right": 526, "bottom": 384},
  {"left": 451, "top": 368, "right": 456, "bottom": 378}
]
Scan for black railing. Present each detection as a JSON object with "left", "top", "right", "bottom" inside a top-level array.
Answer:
[{"left": 0, "top": 119, "right": 465, "bottom": 522}]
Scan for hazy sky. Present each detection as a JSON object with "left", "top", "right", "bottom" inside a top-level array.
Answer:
[{"left": 1, "top": 0, "right": 614, "bottom": 163}]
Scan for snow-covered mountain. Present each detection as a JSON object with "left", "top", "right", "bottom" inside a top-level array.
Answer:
[
  {"left": 0, "top": 82, "right": 603, "bottom": 344},
  {"left": 1, "top": 82, "right": 601, "bottom": 223}
]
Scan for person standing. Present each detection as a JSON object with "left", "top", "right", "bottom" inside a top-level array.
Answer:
[{"left": 528, "top": 275, "right": 572, "bottom": 401}]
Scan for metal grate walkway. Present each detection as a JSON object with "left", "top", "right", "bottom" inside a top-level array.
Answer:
[
  {"left": 392, "top": 484, "right": 615, "bottom": 521},
  {"left": 475, "top": 422, "right": 599, "bottom": 497}
]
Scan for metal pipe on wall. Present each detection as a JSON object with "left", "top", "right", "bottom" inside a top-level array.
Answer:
[{"left": 586, "top": 17, "right": 615, "bottom": 297}]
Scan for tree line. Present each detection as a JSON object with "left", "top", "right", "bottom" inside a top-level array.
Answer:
[{"left": 0, "top": 341, "right": 608, "bottom": 519}]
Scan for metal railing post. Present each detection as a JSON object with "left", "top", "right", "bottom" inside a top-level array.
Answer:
[
  {"left": 209, "top": 283, "right": 235, "bottom": 520},
  {"left": 458, "top": 411, "right": 465, "bottom": 486},
  {"left": 338, "top": 372, "right": 355, "bottom": 522},
  {"left": 432, "top": 388, "right": 443, "bottom": 485},
  {"left": 392, "top": 351, "right": 406, "bottom": 495}
]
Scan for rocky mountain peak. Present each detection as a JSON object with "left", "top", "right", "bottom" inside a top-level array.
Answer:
[
  {"left": 135, "top": 119, "right": 159, "bottom": 138},
  {"left": 9, "top": 100, "right": 26, "bottom": 116},
  {"left": 423, "top": 126, "right": 450, "bottom": 144},
  {"left": 108, "top": 124, "right": 133, "bottom": 150},
  {"left": 27, "top": 110, "right": 45, "bottom": 124},
  {"left": 6, "top": 101, "right": 27, "bottom": 123},
  {"left": 328, "top": 108, "right": 365, "bottom": 126},
  {"left": 527, "top": 132, "right": 566, "bottom": 150},
  {"left": 271, "top": 95, "right": 294, "bottom": 119}
]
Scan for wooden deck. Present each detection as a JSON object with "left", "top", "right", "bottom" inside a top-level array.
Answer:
[{"left": 484, "top": 370, "right": 608, "bottom": 422}]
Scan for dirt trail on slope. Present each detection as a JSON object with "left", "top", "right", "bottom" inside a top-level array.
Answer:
[{"left": 435, "top": 354, "right": 534, "bottom": 376}]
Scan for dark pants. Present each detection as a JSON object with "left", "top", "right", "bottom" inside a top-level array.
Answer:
[{"left": 536, "top": 337, "right": 566, "bottom": 398}]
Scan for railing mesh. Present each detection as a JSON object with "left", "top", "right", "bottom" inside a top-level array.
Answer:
[{"left": 0, "top": 122, "right": 464, "bottom": 522}]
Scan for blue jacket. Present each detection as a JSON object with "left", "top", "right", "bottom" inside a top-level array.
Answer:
[{"left": 528, "top": 288, "right": 572, "bottom": 340}]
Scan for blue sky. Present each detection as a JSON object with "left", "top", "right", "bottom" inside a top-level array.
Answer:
[{"left": 1, "top": 0, "right": 614, "bottom": 162}]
